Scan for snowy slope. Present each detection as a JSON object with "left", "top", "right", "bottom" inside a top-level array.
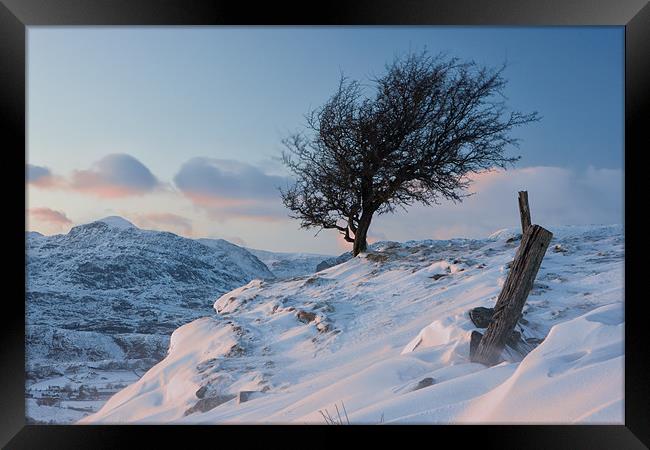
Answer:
[
  {"left": 245, "top": 248, "right": 334, "bottom": 279},
  {"left": 82, "top": 225, "right": 624, "bottom": 424},
  {"left": 26, "top": 217, "right": 273, "bottom": 423},
  {"left": 196, "top": 239, "right": 276, "bottom": 281}
]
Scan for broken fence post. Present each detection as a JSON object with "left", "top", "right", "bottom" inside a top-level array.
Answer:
[
  {"left": 470, "top": 224, "right": 553, "bottom": 366},
  {"left": 518, "top": 191, "right": 531, "bottom": 234}
]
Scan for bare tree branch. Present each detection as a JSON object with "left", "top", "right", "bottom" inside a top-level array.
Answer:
[{"left": 280, "top": 50, "right": 540, "bottom": 256}]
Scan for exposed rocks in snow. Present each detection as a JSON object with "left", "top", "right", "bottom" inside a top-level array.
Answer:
[
  {"left": 468, "top": 307, "right": 531, "bottom": 355},
  {"left": 469, "top": 307, "right": 494, "bottom": 328},
  {"left": 303, "top": 276, "right": 334, "bottom": 287},
  {"left": 195, "top": 386, "right": 208, "bottom": 399},
  {"left": 237, "top": 390, "right": 260, "bottom": 404},
  {"left": 553, "top": 244, "right": 568, "bottom": 253},
  {"left": 470, "top": 330, "right": 483, "bottom": 356},
  {"left": 184, "top": 395, "right": 236, "bottom": 416},
  {"left": 412, "top": 377, "right": 435, "bottom": 391},
  {"left": 506, "top": 234, "right": 522, "bottom": 243},
  {"left": 366, "top": 253, "right": 390, "bottom": 263},
  {"left": 507, "top": 330, "right": 523, "bottom": 348},
  {"left": 525, "top": 337, "right": 544, "bottom": 346},
  {"left": 296, "top": 310, "right": 317, "bottom": 323}
]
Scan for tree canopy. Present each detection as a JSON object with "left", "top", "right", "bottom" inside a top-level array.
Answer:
[{"left": 281, "top": 51, "right": 539, "bottom": 255}]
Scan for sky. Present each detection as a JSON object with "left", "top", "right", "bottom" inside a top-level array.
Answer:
[{"left": 26, "top": 26, "right": 624, "bottom": 254}]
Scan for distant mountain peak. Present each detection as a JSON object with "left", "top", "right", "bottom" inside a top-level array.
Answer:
[{"left": 96, "top": 216, "right": 137, "bottom": 229}]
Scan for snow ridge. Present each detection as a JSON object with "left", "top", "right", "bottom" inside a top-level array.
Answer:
[{"left": 83, "top": 224, "right": 624, "bottom": 424}]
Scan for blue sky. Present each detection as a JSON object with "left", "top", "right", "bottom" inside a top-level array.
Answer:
[{"left": 27, "top": 27, "right": 624, "bottom": 254}]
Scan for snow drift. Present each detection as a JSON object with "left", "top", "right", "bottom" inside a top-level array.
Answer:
[{"left": 82, "top": 225, "right": 624, "bottom": 424}]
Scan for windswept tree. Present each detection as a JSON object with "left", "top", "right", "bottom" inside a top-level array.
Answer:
[{"left": 281, "top": 51, "right": 539, "bottom": 256}]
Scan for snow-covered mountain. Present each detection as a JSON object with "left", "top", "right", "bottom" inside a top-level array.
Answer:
[
  {"left": 244, "top": 247, "right": 334, "bottom": 279},
  {"left": 82, "top": 225, "right": 624, "bottom": 424},
  {"left": 25, "top": 217, "right": 274, "bottom": 424}
]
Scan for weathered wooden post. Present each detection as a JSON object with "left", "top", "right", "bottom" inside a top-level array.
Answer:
[
  {"left": 470, "top": 191, "right": 552, "bottom": 365},
  {"left": 470, "top": 224, "right": 552, "bottom": 365},
  {"left": 518, "top": 191, "right": 531, "bottom": 234}
]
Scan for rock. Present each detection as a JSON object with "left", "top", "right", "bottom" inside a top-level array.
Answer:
[
  {"left": 525, "top": 337, "right": 544, "bottom": 346},
  {"left": 412, "top": 377, "right": 435, "bottom": 391},
  {"left": 316, "top": 322, "right": 331, "bottom": 333},
  {"left": 469, "top": 330, "right": 483, "bottom": 359},
  {"left": 430, "top": 273, "right": 447, "bottom": 281},
  {"left": 366, "top": 253, "right": 389, "bottom": 263},
  {"left": 507, "top": 330, "right": 522, "bottom": 348},
  {"left": 237, "top": 390, "right": 258, "bottom": 404},
  {"left": 469, "top": 307, "right": 494, "bottom": 328},
  {"left": 183, "top": 394, "right": 236, "bottom": 416},
  {"left": 195, "top": 385, "right": 208, "bottom": 399},
  {"left": 226, "top": 344, "right": 245, "bottom": 357},
  {"left": 506, "top": 234, "right": 522, "bottom": 243},
  {"left": 296, "top": 310, "right": 317, "bottom": 323},
  {"left": 303, "top": 277, "right": 322, "bottom": 286}
]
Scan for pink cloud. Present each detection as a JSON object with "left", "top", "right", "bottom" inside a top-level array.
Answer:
[
  {"left": 69, "top": 154, "right": 160, "bottom": 198},
  {"left": 27, "top": 155, "right": 162, "bottom": 198},
  {"left": 28, "top": 207, "right": 73, "bottom": 234},
  {"left": 26, "top": 165, "right": 64, "bottom": 188},
  {"left": 28, "top": 207, "right": 72, "bottom": 225}
]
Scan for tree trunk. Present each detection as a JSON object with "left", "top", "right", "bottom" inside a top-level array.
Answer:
[
  {"left": 518, "top": 191, "right": 531, "bottom": 234},
  {"left": 352, "top": 212, "right": 373, "bottom": 256},
  {"left": 470, "top": 224, "right": 553, "bottom": 366}
]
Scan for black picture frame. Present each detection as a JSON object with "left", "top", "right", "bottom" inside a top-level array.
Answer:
[{"left": 2, "top": 0, "right": 647, "bottom": 448}]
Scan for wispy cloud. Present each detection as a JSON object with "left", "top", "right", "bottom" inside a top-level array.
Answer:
[{"left": 174, "top": 157, "right": 290, "bottom": 221}]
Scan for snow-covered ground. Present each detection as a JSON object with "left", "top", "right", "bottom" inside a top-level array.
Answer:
[{"left": 81, "top": 224, "right": 624, "bottom": 424}]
